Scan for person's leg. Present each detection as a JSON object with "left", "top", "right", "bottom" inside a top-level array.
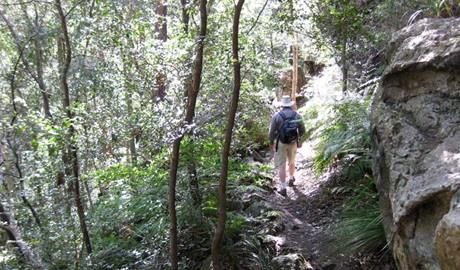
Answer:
[
  {"left": 274, "top": 143, "right": 288, "bottom": 195},
  {"left": 287, "top": 144, "right": 297, "bottom": 186},
  {"left": 279, "top": 163, "right": 286, "bottom": 186},
  {"left": 289, "top": 162, "right": 295, "bottom": 178}
]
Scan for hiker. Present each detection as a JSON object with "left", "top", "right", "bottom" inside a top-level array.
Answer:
[{"left": 268, "top": 95, "right": 306, "bottom": 196}]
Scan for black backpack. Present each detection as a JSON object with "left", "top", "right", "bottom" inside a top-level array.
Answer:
[{"left": 278, "top": 111, "right": 300, "bottom": 144}]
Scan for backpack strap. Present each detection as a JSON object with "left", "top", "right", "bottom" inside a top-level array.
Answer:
[{"left": 279, "top": 111, "right": 287, "bottom": 121}]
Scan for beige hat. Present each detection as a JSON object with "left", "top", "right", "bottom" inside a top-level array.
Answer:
[{"left": 279, "top": 95, "right": 295, "bottom": 107}]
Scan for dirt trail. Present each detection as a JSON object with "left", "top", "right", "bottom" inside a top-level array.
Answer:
[
  {"left": 264, "top": 139, "right": 337, "bottom": 268},
  {"left": 264, "top": 139, "right": 392, "bottom": 269}
]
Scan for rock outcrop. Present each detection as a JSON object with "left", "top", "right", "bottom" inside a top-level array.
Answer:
[
  {"left": 371, "top": 18, "right": 460, "bottom": 269},
  {"left": 275, "top": 67, "right": 308, "bottom": 100}
]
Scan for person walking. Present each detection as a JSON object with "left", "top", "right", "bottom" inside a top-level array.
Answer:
[{"left": 268, "top": 95, "right": 306, "bottom": 196}]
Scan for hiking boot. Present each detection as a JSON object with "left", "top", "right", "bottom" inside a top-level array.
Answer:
[
  {"left": 278, "top": 188, "right": 287, "bottom": 197},
  {"left": 288, "top": 177, "right": 295, "bottom": 187}
]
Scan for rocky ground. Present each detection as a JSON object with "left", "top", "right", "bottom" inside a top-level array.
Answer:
[{"left": 260, "top": 139, "right": 396, "bottom": 270}]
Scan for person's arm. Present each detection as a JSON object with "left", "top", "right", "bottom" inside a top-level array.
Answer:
[{"left": 268, "top": 114, "right": 278, "bottom": 150}]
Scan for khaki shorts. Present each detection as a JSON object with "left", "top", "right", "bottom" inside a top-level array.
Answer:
[{"left": 274, "top": 142, "right": 297, "bottom": 168}]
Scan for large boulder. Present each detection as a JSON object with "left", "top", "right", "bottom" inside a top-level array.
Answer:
[{"left": 371, "top": 18, "right": 460, "bottom": 269}]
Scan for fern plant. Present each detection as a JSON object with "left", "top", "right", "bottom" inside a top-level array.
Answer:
[
  {"left": 313, "top": 99, "right": 372, "bottom": 182},
  {"left": 331, "top": 201, "right": 387, "bottom": 256}
]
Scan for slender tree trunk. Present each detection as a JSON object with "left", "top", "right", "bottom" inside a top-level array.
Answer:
[
  {"left": 341, "top": 37, "right": 348, "bottom": 93},
  {"left": 55, "top": 0, "right": 92, "bottom": 255},
  {"left": 7, "top": 139, "right": 42, "bottom": 228},
  {"left": 154, "top": 0, "right": 167, "bottom": 101},
  {"left": 81, "top": 0, "right": 97, "bottom": 210},
  {"left": 169, "top": 0, "right": 207, "bottom": 268},
  {"left": 188, "top": 161, "right": 201, "bottom": 205},
  {"left": 180, "top": 0, "right": 190, "bottom": 34},
  {"left": 179, "top": 1, "right": 202, "bottom": 205},
  {"left": 211, "top": 1, "right": 244, "bottom": 269},
  {"left": 126, "top": 94, "right": 137, "bottom": 166},
  {"left": 168, "top": 138, "right": 181, "bottom": 270},
  {"left": 1, "top": 62, "right": 44, "bottom": 268},
  {"left": 33, "top": 3, "right": 52, "bottom": 119},
  {"left": 5, "top": 36, "right": 43, "bottom": 230},
  {"left": 291, "top": 44, "right": 298, "bottom": 110},
  {"left": 0, "top": 8, "right": 52, "bottom": 119}
]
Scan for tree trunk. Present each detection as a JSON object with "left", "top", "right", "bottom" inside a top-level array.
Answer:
[
  {"left": 189, "top": 161, "right": 202, "bottom": 205},
  {"left": 0, "top": 131, "right": 43, "bottom": 269},
  {"left": 169, "top": 0, "right": 208, "bottom": 269},
  {"left": 179, "top": 1, "right": 202, "bottom": 205},
  {"left": 0, "top": 201, "right": 44, "bottom": 269},
  {"left": 211, "top": 1, "right": 244, "bottom": 269},
  {"left": 0, "top": 8, "right": 52, "bottom": 119},
  {"left": 341, "top": 37, "right": 348, "bottom": 93},
  {"left": 154, "top": 0, "right": 167, "bottom": 101},
  {"left": 291, "top": 44, "right": 298, "bottom": 110},
  {"left": 180, "top": 0, "right": 190, "bottom": 34},
  {"left": 55, "top": 0, "right": 92, "bottom": 255},
  {"left": 4, "top": 32, "right": 43, "bottom": 230},
  {"left": 126, "top": 94, "right": 137, "bottom": 166},
  {"left": 6, "top": 139, "right": 42, "bottom": 228},
  {"left": 33, "top": 6, "right": 52, "bottom": 119},
  {"left": 168, "top": 138, "right": 181, "bottom": 270}
]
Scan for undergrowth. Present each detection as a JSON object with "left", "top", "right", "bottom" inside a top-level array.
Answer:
[
  {"left": 311, "top": 96, "right": 388, "bottom": 259},
  {"left": 329, "top": 182, "right": 387, "bottom": 257},
  {"left": 313, "top": 99, "right": 372, "bottom": 182},
  {"left": 87, "top": 137, "right": 274, "bottom": 269}
]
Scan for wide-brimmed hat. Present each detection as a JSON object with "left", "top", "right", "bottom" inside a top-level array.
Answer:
[{"left": 279, "top": 95, "right": 295, "bottom": 107}]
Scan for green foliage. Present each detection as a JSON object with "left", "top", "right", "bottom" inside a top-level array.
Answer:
[
  {"left": 331, "top": 198, "right": 387, "bottom": 256},
  {"left": 368, "top": 0, "right": 460, "bottom": 56},
  {"left": 309, "top": 0, "right": 372, "bottom": 59},
  {"left": 223, "top": 235, "right": 273, "bottom": 269},
  {"left": 313, "top": 99, "right": 371, "bottom": 182},
  {"left": 233, "top": 91, "right": 272, "bottom": 150},
  {"left": 298, "top": 104, "right": 320, "bottom": 140},
  {"left": 405, "top": 0, "right": 460, "bottom": 23},
  {"left": 176, "top": 203, "right": 215, "bottom": 269},
  {"left": 87, "top": 156, "right": 170, "bottom": 268},
  {"left": 311, "top": 0, "right": 367, "bottom": 43}
]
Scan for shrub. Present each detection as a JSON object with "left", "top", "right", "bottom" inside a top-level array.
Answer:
[
  {"left": 331, "top": 199, "right": 387, "bottom": 256},
  {"left": 313, "top": 99, "right": 372, "bottom": 182}
]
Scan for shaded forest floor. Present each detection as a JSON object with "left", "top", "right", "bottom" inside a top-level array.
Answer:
[{"left": 262, "top": 139, "right": 396, "bottom": 270}]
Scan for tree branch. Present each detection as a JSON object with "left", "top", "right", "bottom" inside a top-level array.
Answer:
[{"left": 246, "top": 0, "right": 268, "bottom": 35}]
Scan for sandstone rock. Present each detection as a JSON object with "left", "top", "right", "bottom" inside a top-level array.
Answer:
[
  {"left": 434, "top": 191, "right": 460, "bottom": 270},
  {"left": 244, "top": 200, "right": 278, "bottom": 218},
  {"left": 275, "top": 67, "right": 308, "bottom": 100},
  {"left": 371, "top": 18, "right": 460, "bottom": 269},
  {"left": 271, "top": 253, "right": 314, "bottom": 270}
]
